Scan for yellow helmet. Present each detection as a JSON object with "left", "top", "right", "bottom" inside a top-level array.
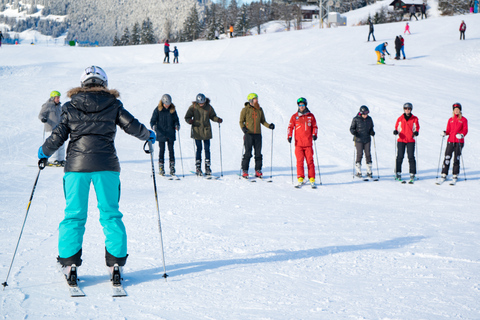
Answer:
[
  {"left": 50, "top": 91, "right": 61, "bottom": 98},
  {"left": 247, "top": 93, "right": 258, "bottom": 101}
]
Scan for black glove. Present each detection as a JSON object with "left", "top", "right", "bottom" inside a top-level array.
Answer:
[
  {"left": 242, "top": 127, "right": 248, "bottom": 134},
  {"left": 393, "top": 130, "right": 398, "bottom": 135},
  {"left": 413, "top": 131, "right": 419, "bottom": 136},
  {"left": 41, "top": 117, "right": 47, "bottom": 123},
  {"left": 312, "top": 135, "right": 317, "bottom": 141},
  {"left": 370, "top": 130, "right": 375, "bottom": 136},
  {"left": 187, "top": 119, "right": 194, "bottom": 124},
  {"left": 269, "top": 123, "right": 275, "bottom": 130},
  {"left": 217, "top": 118, "right": 223, "bottom": 123},
  {"left": 287, "top": 137, "right": 292, "bottom": 143}
]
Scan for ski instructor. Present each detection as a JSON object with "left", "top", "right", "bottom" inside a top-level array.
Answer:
[{"left": 37, "top": 66, "right": 156, "bottom": 283}]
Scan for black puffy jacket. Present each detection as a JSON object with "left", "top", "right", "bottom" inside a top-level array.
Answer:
[
  {"left": 150, "top": 103, "right": 179, "bottom": 142},
  {"left": 42, "top": 86, "right": 150, "bottom": 172},
  {"left": 350, "top": 114, "right": 374, "bottom": 144}
]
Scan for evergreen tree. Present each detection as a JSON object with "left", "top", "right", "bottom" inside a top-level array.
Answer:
[
  {"left": 120, "top": 27, "right": 130, "bottom": 46},
  {"left": 130, "top": 22, "right": 141, "bottom": 45},
  {"left": 141, "top": 18, "right": 156, "bottom": 44},
  {"left": 227, "top": 0, "right": 238, "bottom": 27},
  {"left": 182, "top": 5, "right": 201, "bottom": 41},
  {"left": 234, "top": 3, "right": 249, "bottom": 37},
  {"left": 113, "top": 34, "right": 121, "bottom": 46},
  {"left": 438, "top": 0, "right": 469, "bottom": 15}
]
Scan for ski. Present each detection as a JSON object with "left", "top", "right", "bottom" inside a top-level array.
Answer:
[
  {"left": 191, "top": 171, "right": 220, "bottom": 180},
  {"left": 310, "top": 183, "right": 317, "bottom": 189},
  {"left": 436, "top": 178, "right": 446, "bottom": 185},
  {"left": 109, "top": 265, "right": 127, "bottom": 297},
  {"left": 57, "top": 263, "right": 85, "bottom": 297},
  {"left": 256, "top": 176, "right": 272, "bottom": 183},
  {"left": 159, "top": 174, "right": 174, "bottom": 180},
  {"left": 408, "top": 179, "right": 415, "bottom": 184},
  {"left": 238, "top": 173, "right": 257, "bottom": 182},
  {"left": 294, "top": 182, "right": 304, "bottom": 189},
  {"left": 449, "top": 179, "right": 457, "bottom": 186}
]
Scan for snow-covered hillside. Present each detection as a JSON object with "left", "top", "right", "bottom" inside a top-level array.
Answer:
[{"left": 1, "top": 12, "right": 480, "bottom": 320}]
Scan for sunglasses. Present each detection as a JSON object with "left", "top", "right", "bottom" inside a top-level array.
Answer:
[{"left": 298, "top": 103, "right": 306, "bottom": 107}]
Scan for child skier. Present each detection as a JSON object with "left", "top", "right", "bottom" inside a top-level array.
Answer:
[
  {"left": 287, "top": 97, "right": 318, "bottom": 187},
  {"left": 439, "top": 103, "right": 468, "bottom": 184},
  {"left": 393, "top": 102, "right": 420, "bottom": 183},
  {"left": 38, "top": 66, "right": 155, "bottom": 286},
  {"left": 350, "top": 105, "right": 375, "bottom": 178},
  {"left": 184, "top": 93, "right": 222, "bottom": 176},
  {"left": 150, "top": 94, "right": 180, "bottom": 176},
  {"left": 38, "top": 90, "right": 65, "bottom": 166},
  {"left": 375, "top": 42, "right": 390, "bottom": 64}
]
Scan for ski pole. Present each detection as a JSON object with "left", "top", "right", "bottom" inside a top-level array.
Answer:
[
  {"left": 2, "top": 159, "right": 46, "bottom": 290},
  {"left": 394, "top": 134, "right": 397, "bottom": 176},
  {"left": 218, "top": 123, "right": 223, "bottom": 177},
  {"left": 289, "top": 140, "right": 294, "bottom": 185},
  {"left": 372, "top": 136, "right": 380, "bottom": 180},
  {"left": 270, "top": 129, "right": 274, "bottom": 180},
  {"left": 415, "top": 137, "right": 419, "bottom": 180},
  {"left": 239, "top": 139, "right": 245, "bottom": 179},
  {"left": 313, "top": 139, "right": 322, "bottom": 185},
  {"left": 177, "top": 128, "right": 185, "bottom": 178},
  {"left": 461, "top": 151, "right": 467, "bottom": 182},
  {"left": 352, "top": 139, "right": 356, "bottom": 180},
  {"left": 436, "top": 136, "right": 445, "bottom": 179},
  {"left": 143, "top": 141, "right": 168, "bottom": 281}
]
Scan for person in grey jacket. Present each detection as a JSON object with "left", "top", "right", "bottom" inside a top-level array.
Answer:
[
  {"left": 38, "top": 66, "right": 156, "bottom": 284},
  {"left": 38, "top": 91, "right": 65, "bottom": 166},
  {"left": 350, "top": 105, "right": 375, "bottom": 178}
]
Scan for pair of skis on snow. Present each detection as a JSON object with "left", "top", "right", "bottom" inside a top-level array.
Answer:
[
  {"left": 190, "top": 171, "right": 221, "bottom": 180},
  {"left": 59, "top": 263, "right": 126, "bottom": 297},
  {"left": 436, "top": 178, "right": 458, "bottom": 186},
  {"left": 294, "top": 180, "right": 317, "bottom": 189}
]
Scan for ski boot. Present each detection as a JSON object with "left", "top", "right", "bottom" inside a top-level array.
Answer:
[
  {"left": 309, "top": 177, "right": 315, "bottom": 186},
  {"left": 195, "top": 160, "right": 203, "bottom": 176},
  {"left": 409, "top": 173, "right": 415, "bottom": 184},
  {"left": 452, "top": 174, "right": 458, "bottom": 183},
  {"left": 169, "top": 161, "right": 175, "bottom": 176},
  {"left": 395, "top": 172, "right": 402, "bottom": 181},
  {"left": 255, "top": 170, "right": 263, "bottom": 178},
  {"left": 242, "top": 170, "right": 249, "bottom": 179},
  {"left": 62, "top": 264, "right": 78, "bottom": 286},
  {"left": 366, "top": 163, "right": 373, "bottom": 178},
  {"left": 158, "top": 161, "right": 165, "bottom": 176},
  {"left": 297, "top": 177, "right": 304, "bottom": 186},
  {"left": 355, "top": 162, "right": 362, "bottom": 178},
  {"left": 205, "top": 159, "right": 212, "bottom": 176},
  {"left": 110, "top": 264, "right": 123, "bottom": 287}
]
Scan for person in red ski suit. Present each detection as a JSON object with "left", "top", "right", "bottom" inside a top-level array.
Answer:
[
  {"left": 393, "top": 102, "right": 420, "bottom": 181},
  {"left": 441, "top": 103, "right": 468, "bottom": 181},
  {"left": 287, "top": 97, "right": 318, "bottom": 185}
]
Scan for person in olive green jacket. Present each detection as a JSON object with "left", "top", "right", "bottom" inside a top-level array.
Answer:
[
  {"left": 239, "top": 93, "right": 275, "bottom": 178},
  {"left": 184, "top": 93, "right": 223, "bottom": 176}
]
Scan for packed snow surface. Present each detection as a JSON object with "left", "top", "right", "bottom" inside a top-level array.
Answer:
[{"left": 1, "top": 12, "right": 480, "bottom": 320}]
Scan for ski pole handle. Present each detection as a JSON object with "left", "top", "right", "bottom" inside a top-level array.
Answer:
[
  {"left": 38, "top": 158, "right": 47, "bottom": 170},
  {"left": 143, "top": 141, "right": 154, "bottom": 154}
]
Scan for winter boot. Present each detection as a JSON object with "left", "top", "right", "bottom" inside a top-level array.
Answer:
[
  {"left": 110, "top": 264, "right": 123, "bottom": 287},
  {"left": 395, "top": 172, "right": 402, "bottom": 181},
  {"left": 355, "top": 162, "right": 362, "bottom": 178},
  {"left": 158, "top": 161, "right": 165, "bottom": 176},
  {"left": 169, "top": 161, "right": 175, "bottom": 176},
  {"left": 366, "top": 163, "right": 373, "bottom": 178},
  {"left": 195, "top": 160, "right": 203, "bottom": 176},
  {"left": 205, "top": 159, "right": 212, "bottom": 176}
]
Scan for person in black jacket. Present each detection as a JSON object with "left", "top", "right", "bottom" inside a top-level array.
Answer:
[
  {"left": 350, "top": 105, "right": 375, "bottom": 178},
  {"left": 394, "top": 35, "right": 402, "bottom": 60},
  {"left": 150, "top": 94, "right": 180, "bottom": 176},
  {"left": 38, "top": 66, "right": 155, "bottom": 283},
  {"left": 368, "top": 19, "right": 375, "bottom": 42}
]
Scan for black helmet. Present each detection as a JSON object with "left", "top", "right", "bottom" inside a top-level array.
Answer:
[
  {"left": 452, "top": 102, "right": 462, "bottom": 111},
  {"left": 403, "top": 102, "right": 413, "bottom": 110},
  {"left": 196, "top": 93, "right": 206, "bottom": 104},
  {"left": 359, "top": 105, "right": 369, "bottom": 115},
  {"left": 162, "top": 94, "right": 172, "bottom": 106},
  {"left": 297, "top": 97, "right": 307, "bottom": 106}
]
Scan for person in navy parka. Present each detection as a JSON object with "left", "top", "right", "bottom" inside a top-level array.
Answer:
[{"left": 150, "top": 94, "right": 180, "bottom": 176}]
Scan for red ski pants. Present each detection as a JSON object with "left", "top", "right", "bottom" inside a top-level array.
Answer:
[{"left": 295, "top": 146, "right": 315, "bottom": 179}]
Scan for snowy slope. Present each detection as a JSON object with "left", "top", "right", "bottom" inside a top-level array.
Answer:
[{"left": 1, "top": 13, "right": 480, "bottom": 320}]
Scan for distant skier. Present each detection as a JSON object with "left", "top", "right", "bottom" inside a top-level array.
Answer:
[
  {"left": 400, "top": 35, "right": 406, "bottom": 59},
  {"left": 393, "top": 103, "right": 420, "bottom": 183},
  {"left": 375, "top": 42, "right": 390, "bottom": 64},
  {"left": 368, "top": 19, "right": 375, "bottom": 42},
  {"left": 421, "top": 3, "right": 427, "bottom": 19},
  {"left": 37, "top": 66, "right": 155, "bottom": 284},
  {"left": 38, "top": 90, "right": 65, "bottom": 166},
  {"left": 229, "top": 25, "right": 234, "bottom": 38},
  {"left": 164, "top": 39, "right": 171, "bottom": 63},
  {"left": 439, "top": 103, "right": 468, "bottom": 184},
  {"left": 150, "top": 94, "right": 180, "bottom": 176},
  {"left": 350, "top": 105, "right": 375, "bottom": 179},
  {"left": 404, "top": 22, "right": 411, "bottom": 35},
  {"left": 459, "top": 21, "right": 466, "bottom": 40},
  {"left": 239, "top": 93, "right": 275, "bottom": 179},
  {"left": 173, "top": 46, "right": 179, "bottom": 63},
  {"left": 394, "top": 36, "right": 402, "bottom": 60},
  {"left": 184, "top": 93, "right": 223, "bottom": 176},
  {"left": 0, "top": 31, "right": 3, "bottom": 47},
  {"left": 409, "top": 5, "right": 418, "bottom": 21},
  {"left": 287, "top": 97, "right": 318, "bottom": 187}
]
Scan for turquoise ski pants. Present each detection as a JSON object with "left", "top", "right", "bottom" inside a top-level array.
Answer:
[{"left": 59, "top": 171, "right": 127, "bottom": 260}]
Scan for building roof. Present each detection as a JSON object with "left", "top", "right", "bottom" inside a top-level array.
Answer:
[{"left": 390, "top": 0, "right": 425, "bottom": 5}]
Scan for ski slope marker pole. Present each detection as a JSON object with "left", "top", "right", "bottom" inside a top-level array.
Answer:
[
  {"left": 2, "top": 159, "right": 46, "bottom": 290},
  {"left": 143, "top": 141, "right": 168, "bottom": 280}
]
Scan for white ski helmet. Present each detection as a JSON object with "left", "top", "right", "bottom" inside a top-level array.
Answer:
[
  {"left": 162, "top": 94, "right": 172, "bottom": 106},
  {"left": 196, "top": 93, "right": 206, "bottom": 104},
  {"left": 80, "top": 66, "right": 108, "bottom": 88}
]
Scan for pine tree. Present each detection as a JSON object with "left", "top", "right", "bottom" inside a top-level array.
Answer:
[
  {"left": 113, "top": 34, "right": 121, "bottom": 46},
  {"left": 120, "top": 27, "right": 130, "bottom": 46},
  {"left": 183, "top": 5, "right": 201, "bottom": 41},
  {"left": 141, "top": 18, "right": 156, "bottom": 44},
  {"left": 131, "top": 22, "right": 141, "bottom": 45},
  {"left": 438, "top": 0, "right": 469, "bottom": 15},
  {"left": 234, "top": 4, "right": 249, "bottom": 37}
]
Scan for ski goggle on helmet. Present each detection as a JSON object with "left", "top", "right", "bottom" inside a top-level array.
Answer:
[
  {"left": 50, "top": 90, "right": 61, "bottom": 98},
  {"left": 80, "top": 66, "right": 108, "bottom": 88},
  {"left": 359, "top": 105, "right": 369, "bottom": 115},
  {"left": 297, "top": 97, "right": 307, "bottom": 107},
  {"left": 452, "top": 102, "right": 462, "bottom": 111}
]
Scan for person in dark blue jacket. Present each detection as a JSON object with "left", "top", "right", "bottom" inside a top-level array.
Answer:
[
  {"left": 173, "top": 46, "right": 179, "bottom": 63},
  {"left": 164, "top": 39, "right": 171, "bottom": 63},
  {"left": 350, "top": 105, "right": 375, "bottom": 178},
  {"left": 150, "top": 94, "right": 180, "bottom": 176},
  {"left": 375, "top": 42, "right": 390, "bottom": 64},
  {"left": 38, "top": 66, "right": 155, "bottom": 284}
]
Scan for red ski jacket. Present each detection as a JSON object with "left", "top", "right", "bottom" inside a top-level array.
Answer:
[
  {"left": 395, "top": 113, "right": 419, "bottom": 143},
  {"left": 446, "top": 115, "right": 468, "bottom": 143},
  {"left": 287, "top": 111, "right": 318, "bottom": 147}
]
